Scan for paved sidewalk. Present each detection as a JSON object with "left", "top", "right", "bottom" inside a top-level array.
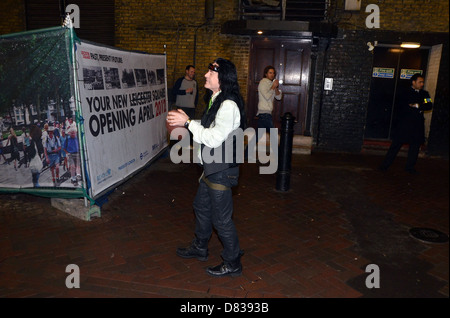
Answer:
[{"left": 0, "top": 150, "right": 448, "bottom": 299}]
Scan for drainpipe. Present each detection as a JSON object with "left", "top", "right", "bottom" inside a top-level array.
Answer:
[
  {"left": 304, "top": 50, "right": 317, "bottom": 136},
  {"left": 316, "top": 37, "right": 331, "bottom": 146},
  {"left": 194, "top": 0, "right": 214, "bottom": 66},
  {"left": 193, "top": 23, "right": 207, "bottom": 67}
]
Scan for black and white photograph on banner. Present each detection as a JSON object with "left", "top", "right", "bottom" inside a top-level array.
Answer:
[
  {"left": 147, "top": 69, "right": 156, "bottom": 85},
  {"left": 103, "top": 67, "right": 121, "bottom": 90},
  {"left": 121, "top": 68, "right": 136, "bottom": 88},
  {"left": 82, "top": 66, "right": 105, "bottom": 90},
  {"left": 134, "top": 69, "right": 148, "bottom": 87}
]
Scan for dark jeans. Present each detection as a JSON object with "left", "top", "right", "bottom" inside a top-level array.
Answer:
[
  {"left": 193, "top": 167, "right": 240, "bottom": 263},
  {"left": 257, "top": 113, "right": 274, "bottom": 142},
  {"left": 256, "top": 113, "right": 278, "bottom": 157},
  {"left": 380, "top": 139, "right": 421, "bottom": 171}
]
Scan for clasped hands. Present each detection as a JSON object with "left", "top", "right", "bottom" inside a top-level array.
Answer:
[
  {"left": 271, "top": 79, "right": 279, "bottom": 90},
  {"left": 166, "top": 108, "right": 189, "bottom": 126}
]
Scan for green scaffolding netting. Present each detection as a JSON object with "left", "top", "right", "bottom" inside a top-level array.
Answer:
[
  {"left": 0, "top": 27, "right": 74, "bottom": 121},
  {"left": 0, "top": 26, "right": 92, "bottom": 203}
]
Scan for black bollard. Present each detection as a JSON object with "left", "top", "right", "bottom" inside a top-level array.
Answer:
[{"left": 276, "top": 112, "right": 296, "bottom": 191}]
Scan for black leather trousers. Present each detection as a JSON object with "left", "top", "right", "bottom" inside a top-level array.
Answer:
[{"left": 193, "top": 167, "right": 240, "bottom": 263}]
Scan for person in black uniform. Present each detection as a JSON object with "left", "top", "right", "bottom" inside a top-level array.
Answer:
[{"left": 379, "top": 73, "right": 433, "bottom": 174}]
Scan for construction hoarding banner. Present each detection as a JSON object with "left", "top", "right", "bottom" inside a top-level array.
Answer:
[
  {"left": 76, "top": 41, "right": 168, "bottom": 198},
  {"left": 0, "top": 26, "right": 168, "bottom": 200}
]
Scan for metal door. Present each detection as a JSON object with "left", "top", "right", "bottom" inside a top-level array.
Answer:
[{"left": 365, "top": 47, "right": 429, "bottom": 140}]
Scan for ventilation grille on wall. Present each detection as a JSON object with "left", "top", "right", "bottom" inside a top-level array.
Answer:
[{"left": 284, "top": 0, "right": 328, "bottom": 21}]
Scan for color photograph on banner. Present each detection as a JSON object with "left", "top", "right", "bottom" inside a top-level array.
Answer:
[
  {"left": 76, "top": 41, "right": 168, "bottom": 198},
  {"left": 0, "top": 27, "right": 81, "bottom": 189}
]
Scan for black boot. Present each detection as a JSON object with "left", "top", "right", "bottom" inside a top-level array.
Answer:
[
  {"left": 176, "top": 239, "right": 208, "bottom": 261},
  {"left": 206, "top": 251, "right": 244, "bottom": 277}
]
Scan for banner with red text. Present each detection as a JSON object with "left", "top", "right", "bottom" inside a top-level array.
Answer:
[{"left": 76, "top": 41, "right": 168, "bottom": 198}]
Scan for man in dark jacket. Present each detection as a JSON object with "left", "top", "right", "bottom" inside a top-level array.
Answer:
[
  {"left": 172, "top": 65, "right": 198, "bottom": 119},
  {"left": 379, "top": 73, "right": 433, "bottom": 174}
]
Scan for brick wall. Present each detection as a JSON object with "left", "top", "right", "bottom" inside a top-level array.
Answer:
[
  {"left": 312, "top": 29, "right": 449, "bottom": 154},
  {"left": 115, "top": 0, "right": 250, "bottom": 117},
  {"left": 424, "top": 44, "right": 443, "bottom": 138},
  {"left": 311, "top": 30, "right": 373, "bottom": 152},
  {"left": 428, "top": 41, "right": 449, "bottom": 156},
  {"left": 0, "top": 1, "right": 25, "bottom": 35},
  {"left": 1, "top": 0, "right": 448, "bottom": 154},
  {"left": 333, "top": 0, "right": 449, "bottom": 32},
  {"left": 113, "top": 0, "right": 448, "bottom": 152}
]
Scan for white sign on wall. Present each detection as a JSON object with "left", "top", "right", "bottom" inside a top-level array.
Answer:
[
  {"left": 400, "top": 69, "right": 422, "bottom": 80},
  {"left": 372, "top": 67, "right": 395, "bottom": 78}
]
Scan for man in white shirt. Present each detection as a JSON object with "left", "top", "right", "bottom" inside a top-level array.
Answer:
[
  {"left": 256, "top": 65, "right": 282, "bottom": 142},
  {"left": 167, "top": 58, "right": 246, "bottom": 277}
]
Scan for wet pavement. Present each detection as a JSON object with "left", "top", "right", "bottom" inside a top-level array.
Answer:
[{"left": 0, "top": 150, "right": 448, "bottom": 299}]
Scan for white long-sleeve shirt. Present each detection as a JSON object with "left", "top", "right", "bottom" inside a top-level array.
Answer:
[
  {"left": 257, "top": 77, "right": 282, "bottom": 115},
  {"left": 188, "top": 91, "right": 241, "bottom": 163}
]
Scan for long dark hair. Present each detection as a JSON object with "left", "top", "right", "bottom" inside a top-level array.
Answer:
[{"left": 202, "top": 58, "right": 246, "bottom": 129}]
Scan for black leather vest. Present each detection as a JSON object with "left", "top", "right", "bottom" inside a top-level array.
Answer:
[{"left": 200, "top": 103, "right": 239, "bottom": 177}]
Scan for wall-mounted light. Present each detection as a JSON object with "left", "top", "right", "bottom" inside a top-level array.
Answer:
[
  {"left": 367, "top": 41, "right": 377, "bottom": 51},
  {"left": 400, "top": 42, "right": 421, "bottom": 48},
  {"left": 257, "top": 30, "right": 263, "bottom": 35}
]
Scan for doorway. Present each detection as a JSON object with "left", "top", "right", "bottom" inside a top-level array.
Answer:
[
  {"left": 364, "top": 46, "right": 429, "bottom": 140},
  {"left": 247, "top": 38, "right": 312, "bottom": 135}
]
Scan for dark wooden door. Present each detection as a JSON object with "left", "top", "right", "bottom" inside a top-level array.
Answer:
[{"left": 247, "top": 38, "right": 311, "bottom": 135}]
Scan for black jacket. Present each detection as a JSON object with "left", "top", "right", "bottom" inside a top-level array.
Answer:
[{"left": 394, "top": 87, "right": 433, "bottom": 144}]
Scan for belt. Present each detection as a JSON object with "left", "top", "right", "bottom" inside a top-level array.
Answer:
[{"left": 199, "top": 172, "right": 230, "bottom": 191}]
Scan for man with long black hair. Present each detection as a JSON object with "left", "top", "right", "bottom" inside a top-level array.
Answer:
[
  {"left": 167, "top": 58, "right": 246, "bottom": 277},
  {"left": 378, "top": 73, "right": 433, "bottom": 174}
]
